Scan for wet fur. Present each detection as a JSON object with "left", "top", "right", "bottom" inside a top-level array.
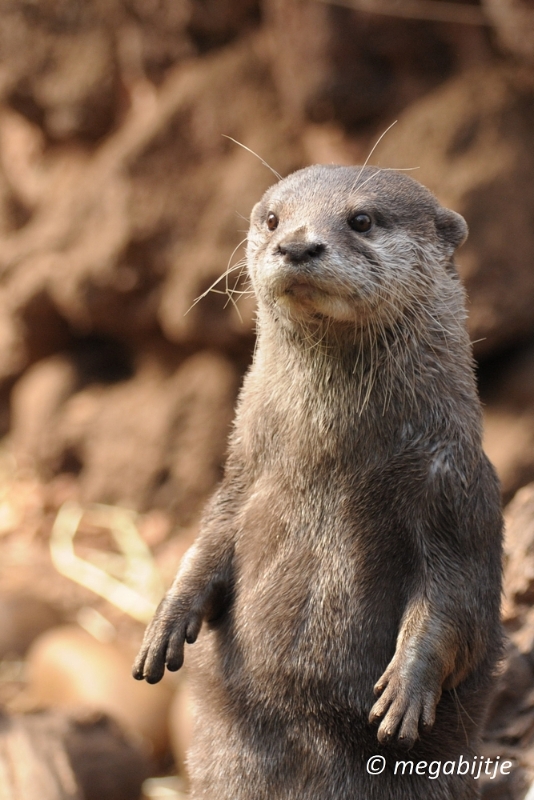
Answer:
[{"left": 134, "top": 166, "right": 503, "bottom": 799}]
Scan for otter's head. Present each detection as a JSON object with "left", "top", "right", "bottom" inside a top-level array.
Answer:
[{"left": 247, "top": 165, "right": 467, "bottom": 330}]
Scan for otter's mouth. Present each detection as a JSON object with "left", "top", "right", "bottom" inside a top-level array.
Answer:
[
  {"left": 283, "top": 280, "right": 324, "bottom": 300},
  {"left": 274, "top": 277, "right": 359, "bottom": 324}
]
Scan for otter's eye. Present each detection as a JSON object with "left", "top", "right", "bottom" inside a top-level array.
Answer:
[
  {"left": 266, "top": 212, "right": 279, "bottom": 231},
  {"left": 348, "top": 213, "right": 372, "bottom": 233}
]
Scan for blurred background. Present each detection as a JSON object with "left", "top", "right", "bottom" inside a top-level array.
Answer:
[{"left": 1, "top": 0, "right": 534, "bottom": 797}]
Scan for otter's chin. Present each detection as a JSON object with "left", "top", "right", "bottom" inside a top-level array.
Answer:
[{"left": 276, "top": 288, "right": 357, "bottom": 323}]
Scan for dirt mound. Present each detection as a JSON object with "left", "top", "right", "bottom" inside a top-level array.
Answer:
[{"left": 378, "top": 63, "right": 534, "bottom": 358}]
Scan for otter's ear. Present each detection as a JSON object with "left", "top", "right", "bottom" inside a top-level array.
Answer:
[{"left": 435, "top": 208, "right": 468, "bottom": 252}]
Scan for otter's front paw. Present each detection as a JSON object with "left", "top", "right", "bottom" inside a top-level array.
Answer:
[
  {"left": 368, "top": 661, "right": 441, "bottom": 749},
  {"left": 132, "top": 594, "right": 203, "bottom": 684}
]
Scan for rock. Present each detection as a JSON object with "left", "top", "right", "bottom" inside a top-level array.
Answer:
[
  {"left": 0, "top": 708, "right": 148, "bottom": 800},
  {"left": 503, "top": 484, "right": 534, "bottom": 610},
  {"left": 479, "top": 741, "right": 527, "bottom": 800},
  {"left": 506, "top": 607, "right": 534, "bottom": 670},
  {"left": 11, "top": 348, "right": 240, "bottom": 515},
  {"left": 69, "top": 350, "right": 240, "bottom": 515},
  {"left": 480, "top": 339, "right": 534, "bottom": 502},
  {"left": 0, "top": 708, "right": 82, "bottom": 800},
  {"left": 483, "top": 409, "right": 534, "bottom": 504},
  {"left": 26, "top": 625, "right": 175, "bottom": 759},
  {"left": 480, "top": 339, "right": 534, "bottom": 410},
  {"left": 485, "top": 641, "right": 534, "bottom": 738},
  {"left": 64, "top": 710, "right": 150, "bottom": 800},
  {"left": 481, "top": 641, "right": 534, "bottom": 799},
  {"left": 488, "top": 481, "right": 534, "bottom": 797},
  {"left": 377, "top": 64, "right": 534, "bottom": 357}
]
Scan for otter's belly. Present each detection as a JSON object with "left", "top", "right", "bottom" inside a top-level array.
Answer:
[{"left": 195, "top": 536, "right": 407, "bottom": 721}]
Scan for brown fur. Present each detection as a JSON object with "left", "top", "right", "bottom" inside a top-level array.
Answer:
[{"left": 133, "top": 165, "right": 503, "bottom": 799}]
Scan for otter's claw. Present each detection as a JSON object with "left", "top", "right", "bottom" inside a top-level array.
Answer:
[
  {"left": 368, "top": 662, "right": 441, "bottom": 749},
  {"left": 132, "top": 595, "right": 202, "bottom": 683}
]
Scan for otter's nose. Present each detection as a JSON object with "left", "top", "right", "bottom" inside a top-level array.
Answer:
[{"left": 277, "top": 238, "right": 325, "bottom": 263}]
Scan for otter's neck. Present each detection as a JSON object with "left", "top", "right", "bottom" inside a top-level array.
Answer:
[{"left": 240, "top": 301, "right": 481, "bottom": 463}]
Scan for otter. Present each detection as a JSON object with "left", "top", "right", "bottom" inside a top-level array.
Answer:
[{"left": 133, "top": 165, "right": 503, "bottom": 799}]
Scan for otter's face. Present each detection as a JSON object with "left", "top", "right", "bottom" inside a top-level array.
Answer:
[{"left": 246, "top": 165, "right": 467, "bottom": 328}]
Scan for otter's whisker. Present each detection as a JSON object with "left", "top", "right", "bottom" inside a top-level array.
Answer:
[
  {"left": 354, "top": 120, "right": 398, "bottom": 187},
  {"left": 185, "top": 239, "right": 248, "bottom": 315},
  {"left": 185, "top": 262, "right": 246, "bottom": 315},
  {"left": 222, "top": 135, "right": 282, "bottom": 181}
]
